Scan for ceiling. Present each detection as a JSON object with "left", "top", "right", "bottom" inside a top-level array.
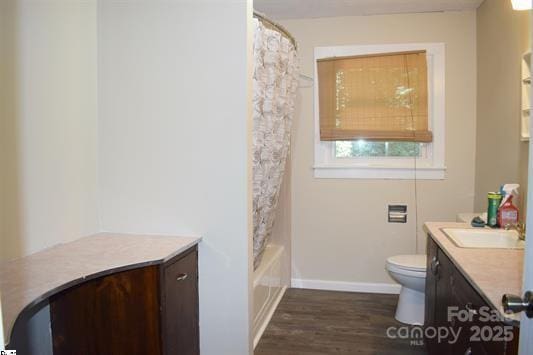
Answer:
[{"left": 254, "top": 0, "right": 484, "bottom": 20}]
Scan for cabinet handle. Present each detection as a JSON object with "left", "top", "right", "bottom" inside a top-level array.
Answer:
[
  {"left": 176, "top": 273, "right": 188, "bottom": 281},
  {"left": 465, "top": 302, "right": 478, "bottom": 316},
  {"left": 430, "top": 257, "right": 440, "bottom": 275},
  {"left": 464, "top": 347, "right": 472, "bottom": 355}
]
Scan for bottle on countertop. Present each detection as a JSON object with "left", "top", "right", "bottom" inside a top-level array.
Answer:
[
  {"left": 498, "top": 195, "right": 519, "bottom": 228},
  {"left": 487, "top": 192, "right": 502, "bottom": 228}
]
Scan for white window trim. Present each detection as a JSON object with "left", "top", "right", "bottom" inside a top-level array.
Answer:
[{"left": 313, "top": 42, "right": 446, "bottom": 180}]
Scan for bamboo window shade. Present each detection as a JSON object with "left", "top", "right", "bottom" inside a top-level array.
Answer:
[{"left": 317, "top": 50, "right": 432, "bottom": 142}]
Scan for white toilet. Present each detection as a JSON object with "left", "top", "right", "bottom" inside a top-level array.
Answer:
[{"left": 386, "top": 254, "right": 427, "bottom": 325}]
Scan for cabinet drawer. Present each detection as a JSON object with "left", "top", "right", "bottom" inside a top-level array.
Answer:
[{"left": 161, "top": 247, "right": 199, "bottom": 355}]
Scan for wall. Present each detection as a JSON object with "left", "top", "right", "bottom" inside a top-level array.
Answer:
[
  {"left": 474, "top": 0, "right": 530, "bottom": 215},
  {"left": 0, "top": 295, "right": 3, "bottom": 350},
  {"left": 97, "top": 1, "right": 253, "bottom": 354},
  {"left": 0, "top": 0, "right": 13, "bottom": 342},
  {"left": 0, "top": 0, "right": 99, "bottom": 261},
  {"left": 0, "top": 0, "right": 20, "bottom": 262},
  {"left": 0, "top": 1, "right": 98, "bottom": 350},
  {"left": 1, "top": 1, "right": 254, "bottom": 352},
  {"left": 281, "top": 11, "right": 477, "bottom": 286}
]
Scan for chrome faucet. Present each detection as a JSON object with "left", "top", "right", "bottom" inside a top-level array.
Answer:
[{"left": 504, "top": 222, "right": 526, "bottom": 241}]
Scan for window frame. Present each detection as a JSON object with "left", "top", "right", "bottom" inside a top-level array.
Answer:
[{"left": 313, "top": 42, "right": 446, "bottom": 180}]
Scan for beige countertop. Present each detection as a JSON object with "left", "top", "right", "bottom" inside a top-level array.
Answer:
[
  {"left": 0, "top": 233, "right": 201, "bottom": 345},
  {"left": 424, "top": 222, "right": 523, "bottom": 325},
  {"left": 456, "top": 212, "right": 482, "bottom": 223}
]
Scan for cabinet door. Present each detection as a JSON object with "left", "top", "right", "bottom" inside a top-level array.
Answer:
[
  {"left": 426, "top": 237, "right": 455, "bottom": 355},
  {"left": 449, "top": 268, "right": 477, "bottom": 355},
  {"left": 50, "top": 266, "right": 162, "bottom": 355},
  {"left": 435, "top": 248, "right": 455, "bottom": 355},
  {"left": 425, "top": 236, "right": 438, "bottom": 329},
  {"left": 452, "top": 267, "right": 519, "bottom": 355},
  {"left": 426, "top": 237, "right": 447, "bottom": 354},
  {"left": 161, "top": 247, "right": 199, "bottom": 355},
  {"left": 426, "top": 240, "right": 519, "bottom": 355}
]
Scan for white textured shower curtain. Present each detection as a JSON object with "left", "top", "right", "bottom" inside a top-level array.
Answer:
[{"left": 252, "top": 18, "right": 299, "bottom": 269}]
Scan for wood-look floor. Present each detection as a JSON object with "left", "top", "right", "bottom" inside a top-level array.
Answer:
[{"left": 255, "top": 289, "right": 428, "bottom": 355}]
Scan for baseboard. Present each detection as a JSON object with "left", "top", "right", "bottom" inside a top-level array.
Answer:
[
  {"left": 253, "top": 285, "right": 287, "bottom": 349},
  {"left": 291, "top": 278, "right": 401, "bottom": 294}
]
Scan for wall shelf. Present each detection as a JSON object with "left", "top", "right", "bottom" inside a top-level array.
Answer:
[{"left": 521, "top": 51, "right": 531, "bottom": 141}]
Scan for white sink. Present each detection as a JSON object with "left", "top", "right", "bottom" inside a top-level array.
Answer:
[{"left": 441, "top": 228, "right": 525, "bottom": 249}]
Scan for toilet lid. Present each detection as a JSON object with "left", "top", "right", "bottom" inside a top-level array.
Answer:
[{"left": 387, "top": 254, "right": 426, "bottom": 272}]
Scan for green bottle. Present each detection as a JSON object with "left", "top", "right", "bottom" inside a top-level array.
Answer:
[{"left": 487, "top": 192, "right": 502, "bottom": 228}]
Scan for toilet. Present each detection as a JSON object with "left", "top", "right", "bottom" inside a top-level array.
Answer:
[{"left": 386, "top": 254, "right": 427, "bottom": 325}]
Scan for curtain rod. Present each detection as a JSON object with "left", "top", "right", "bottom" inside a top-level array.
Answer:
[{"left": 253, "top": 10, "right": 297, "bottom": 50}]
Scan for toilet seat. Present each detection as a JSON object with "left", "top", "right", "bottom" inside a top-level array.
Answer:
[
  {"left": 386, "top": 263, "right": 426, "bottom": 278},
  {"left": 386, "top": 255, "right": 426, "bottom": 273}
]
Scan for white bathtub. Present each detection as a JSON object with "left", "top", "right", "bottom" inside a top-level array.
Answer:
[{"left": 252, "top": 244, "right": 286, "bottom": 348}]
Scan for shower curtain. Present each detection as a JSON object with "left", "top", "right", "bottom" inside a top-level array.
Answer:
[{"left": 252, "top": 18, "right": 299, "bottom": 269}]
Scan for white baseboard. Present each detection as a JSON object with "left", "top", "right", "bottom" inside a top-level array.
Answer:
[
  {"left": 291, "top": 278, "right": 401, "bottom": 294},
  {"left": 253, "top": 285, "right": 287, "bottom": 349}
]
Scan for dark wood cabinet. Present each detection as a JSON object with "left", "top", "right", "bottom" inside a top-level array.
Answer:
[
  {"left": 50, "top": 245, "right": 199, "bottom": 355},
  {"left": 425, "top": 237, "right": 519, "bottom": 355},
  {"left": 425, "top": 238, "right": 439, "bottom": 354},
  {"left": 161, "top": 247, "right": 199, "bottom": 355},
  {"left": 426, "top": 239, "right": 456, "bottom": 355}
]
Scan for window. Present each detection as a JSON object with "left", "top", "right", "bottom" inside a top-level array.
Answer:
[
  {"left": 313, "top": 43, "right": 446, "bottom": 180},
  {"left": 335, "top": 141, "right": 424, "bottom": 158}
]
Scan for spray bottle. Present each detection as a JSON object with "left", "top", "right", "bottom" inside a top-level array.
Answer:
[{"left": 497, "top": 184, "right": 520, "bottom": 227}]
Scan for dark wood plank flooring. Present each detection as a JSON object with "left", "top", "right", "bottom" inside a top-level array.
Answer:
[{"left": 256, "top": 289, "right": 428, "bottom": 355}]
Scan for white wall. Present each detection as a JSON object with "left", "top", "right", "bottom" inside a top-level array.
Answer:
[
  {"left": 97, "top": 1, "right": 253, "bottom": 354},
  {"left": 281, "top": 11, "right": 477, "bottom": 286},
  {"left": 2, "top": 1, "right": 254, "bottom": 353},
  {"left": 0, "top": 2, "right": 98, "bottom": 350},
  {"left": 0, "top": 0, "right": 99, "bottom": 261}
]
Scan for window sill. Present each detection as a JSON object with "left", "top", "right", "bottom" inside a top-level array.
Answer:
[{"left": 313, "top": 165, "right": 446, "bottom": 180}]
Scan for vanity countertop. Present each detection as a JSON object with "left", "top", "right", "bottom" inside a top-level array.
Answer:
[
  {"left": 424, "top": 222, "right": 523, "bottom": 325},
  {"left": 456, "top": 212, "right": 482, "bottom": 223},
  {"left": 0, "top": 233, "right": 201, "bottom": 345}
]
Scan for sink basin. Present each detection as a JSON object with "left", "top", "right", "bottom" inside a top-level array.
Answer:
[{"left": 441, "top": 228, "right": 525, "bottom": 249}]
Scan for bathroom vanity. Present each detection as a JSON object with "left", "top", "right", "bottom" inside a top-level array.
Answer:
[
  {"left": 424, "top": 222, "right": 521, "bottom": 355},
  {"left": 0, "top": 233, "right": 201, "bottom": 355}
]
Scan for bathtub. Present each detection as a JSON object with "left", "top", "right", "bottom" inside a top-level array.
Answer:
[{"left": 252, "top": 244, "right": 286, "bottom": 348}]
